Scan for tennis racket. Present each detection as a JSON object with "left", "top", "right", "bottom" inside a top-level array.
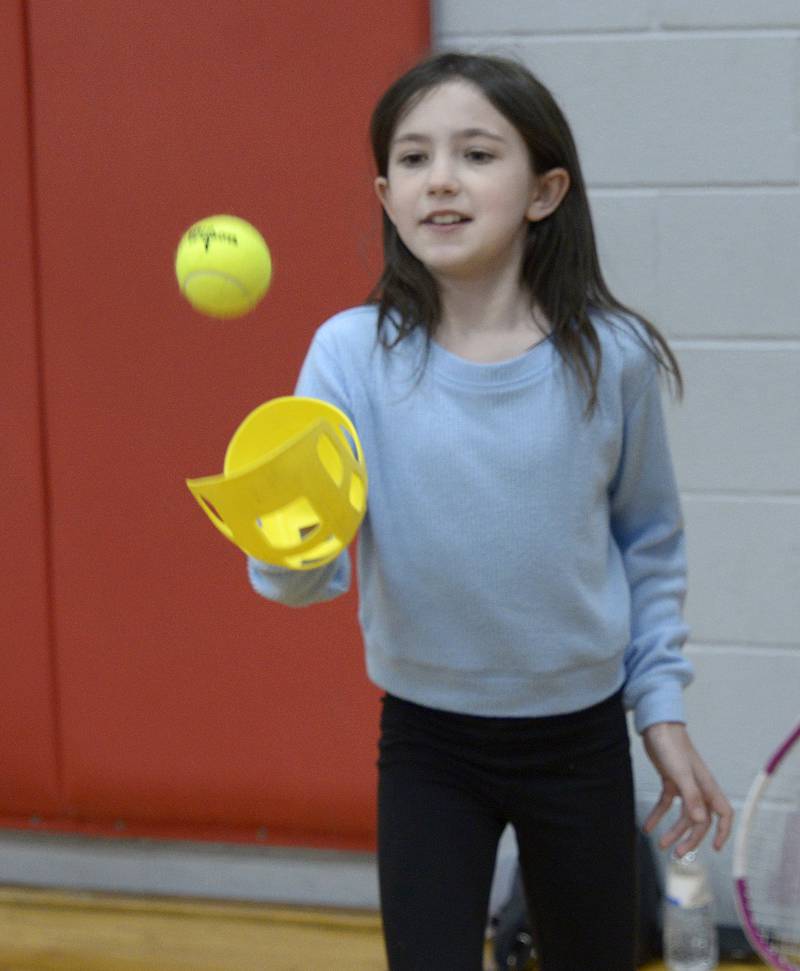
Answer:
[{"left": 733, "top": 720, "right": 800, "bottom": 970}]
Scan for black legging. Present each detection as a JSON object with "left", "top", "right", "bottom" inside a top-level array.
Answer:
[{"left": 377, "top": 689, "right": 637, "bottom": 971}]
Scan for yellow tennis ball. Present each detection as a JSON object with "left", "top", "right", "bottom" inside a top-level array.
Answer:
[{"left": 175, "top": 214, "right": 272, "bottom": 318}]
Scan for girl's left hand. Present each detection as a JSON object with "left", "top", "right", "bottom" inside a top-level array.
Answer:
[{"left": 641, "top": 721, "right": 734, "bottom": 855}]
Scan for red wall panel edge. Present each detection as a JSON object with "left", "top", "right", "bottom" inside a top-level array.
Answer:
[{"left": 0, "top": 0, "right": 62, "bottom": 815}]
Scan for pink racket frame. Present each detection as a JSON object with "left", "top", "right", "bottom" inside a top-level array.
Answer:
[{"left": 733, "top": 722, "right": 800, "bottom": 971}]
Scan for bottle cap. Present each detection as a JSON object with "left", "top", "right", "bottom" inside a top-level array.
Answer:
[{"left": 666, "top": 853, "right": 713, "bottom": 908}]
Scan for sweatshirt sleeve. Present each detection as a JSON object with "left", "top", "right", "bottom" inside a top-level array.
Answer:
[
  {"left": 609, "top": 366, "right": 694, "bottom": 733},
  {"left": 246, "top": 326, "right": 355, "bottom": 608},
  {"left": 247, "top": 554, "right": 351, "bottom": 607}
]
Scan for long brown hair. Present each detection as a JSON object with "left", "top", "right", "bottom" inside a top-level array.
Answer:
[{"left": 368, "top": 51, "right": 682, "bottom": 414}]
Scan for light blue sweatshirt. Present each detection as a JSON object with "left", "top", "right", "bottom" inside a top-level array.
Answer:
[{"left": 248, "top": 305, "right": 693, "bottom": 733}]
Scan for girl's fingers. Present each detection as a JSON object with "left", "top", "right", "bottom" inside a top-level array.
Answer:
[
  {"left": 642, "top": 787, "right": 675, "bottom": 833},
  {"left": 676, "top": 818, "right": 712, "bottom": 855},
  {"left": 690, "top": 756, "right": 735, "bottom": 850},
  {"left": 660, "top": 812, "right": 696, "bottom": 851},
  {"left": 707, "top": 787, "right": 734, "bottom": 850},
  {"left": 642, "top": 724, "right": 734, "bottom": 853},
  {"left": 713, "top": 807, "right": 734, "bottom": 850}
]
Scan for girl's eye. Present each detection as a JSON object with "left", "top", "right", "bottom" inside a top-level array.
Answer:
[
  {"left": 466, "top": 149, "right": 494, "bottom": 163},
  {"left": 397, "top": 152, "right": 426, "bottom": 166}
]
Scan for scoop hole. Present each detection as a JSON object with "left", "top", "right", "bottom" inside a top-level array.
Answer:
[
  {"left": 201, "top": 497, "right": 225, "bottom": 523},
  {"left": 340, "top": 425, "right": 359, "bottom": 461},
  {"left": 317, "top": 433, "right": 343, "bottom": 486},
  {"left": 285, "top": 534, "right": 341, "bottom": 569},
  {"left": 349, "top": 474, "right": 366, "bottom": 513},
  {"left": 260, "top": 497, "right": 320, "bottom": 549}
]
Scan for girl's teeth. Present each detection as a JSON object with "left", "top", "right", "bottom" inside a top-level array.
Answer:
[{"left": 431, "top": 214, "right": 465, "bottom": 224}]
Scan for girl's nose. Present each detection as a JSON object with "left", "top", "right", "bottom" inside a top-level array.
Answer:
[{"left": 426, "top": 156, "right": 459, "bottom": 195}]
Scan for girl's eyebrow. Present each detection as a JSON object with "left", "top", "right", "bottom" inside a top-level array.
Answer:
[{"left": 392, "top": 127, "right": 507, "bottom": 145}]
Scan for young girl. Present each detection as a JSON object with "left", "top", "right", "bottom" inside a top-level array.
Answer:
[{"left": 248, "top": 51, "right": 733, "bottom": 971}]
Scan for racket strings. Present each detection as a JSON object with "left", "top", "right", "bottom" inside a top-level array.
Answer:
[{"left": 745, "top": 748, "right": 800, "bottom": 967}]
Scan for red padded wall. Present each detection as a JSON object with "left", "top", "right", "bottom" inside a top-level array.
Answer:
[
  {"left": 0, "top": 0, "right": 428, "bottom": 849},
  {"left": 0, "top": 0, "right": 61, "bottom": 815}
]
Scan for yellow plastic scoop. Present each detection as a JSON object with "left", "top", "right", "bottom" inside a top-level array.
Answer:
[{"left": 186, "top": 397, "right": 367, "bottom": 570}]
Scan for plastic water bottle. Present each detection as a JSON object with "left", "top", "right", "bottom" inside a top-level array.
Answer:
[{"left": 663, "top": 849, "right": 718, "bottom": 971}]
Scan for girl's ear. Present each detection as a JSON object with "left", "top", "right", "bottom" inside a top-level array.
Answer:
[
  {"left": 526, "top": 167, "right": 570, "bottom": 223},
  {"left": 374, "top": 176, "right": 396, "bottom": 224}
]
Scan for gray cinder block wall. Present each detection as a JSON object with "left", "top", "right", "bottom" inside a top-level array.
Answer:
[{"left": 434, "top": 0, "right": 800, "bottom": 926}]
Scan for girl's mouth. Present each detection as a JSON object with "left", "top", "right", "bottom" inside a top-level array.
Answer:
[{"left": 423, "top": 213, "right": 472, "bottom": 226}]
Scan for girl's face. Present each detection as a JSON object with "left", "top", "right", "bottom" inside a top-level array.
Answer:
[{"left": 375, "top": 80, "right": 565, "bottom": 285}]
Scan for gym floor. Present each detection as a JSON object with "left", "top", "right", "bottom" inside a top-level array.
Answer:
[{"left": 0, "top": 886, "right": 761, "bottom": 971}]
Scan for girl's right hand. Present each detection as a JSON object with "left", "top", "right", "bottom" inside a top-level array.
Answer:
[{"left": 641, "top": 721, "right": 733, "bottom": 856}]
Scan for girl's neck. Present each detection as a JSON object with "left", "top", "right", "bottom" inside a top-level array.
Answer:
[{"left": 433, "top": 274, "right": 549, "bottom": 363}]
